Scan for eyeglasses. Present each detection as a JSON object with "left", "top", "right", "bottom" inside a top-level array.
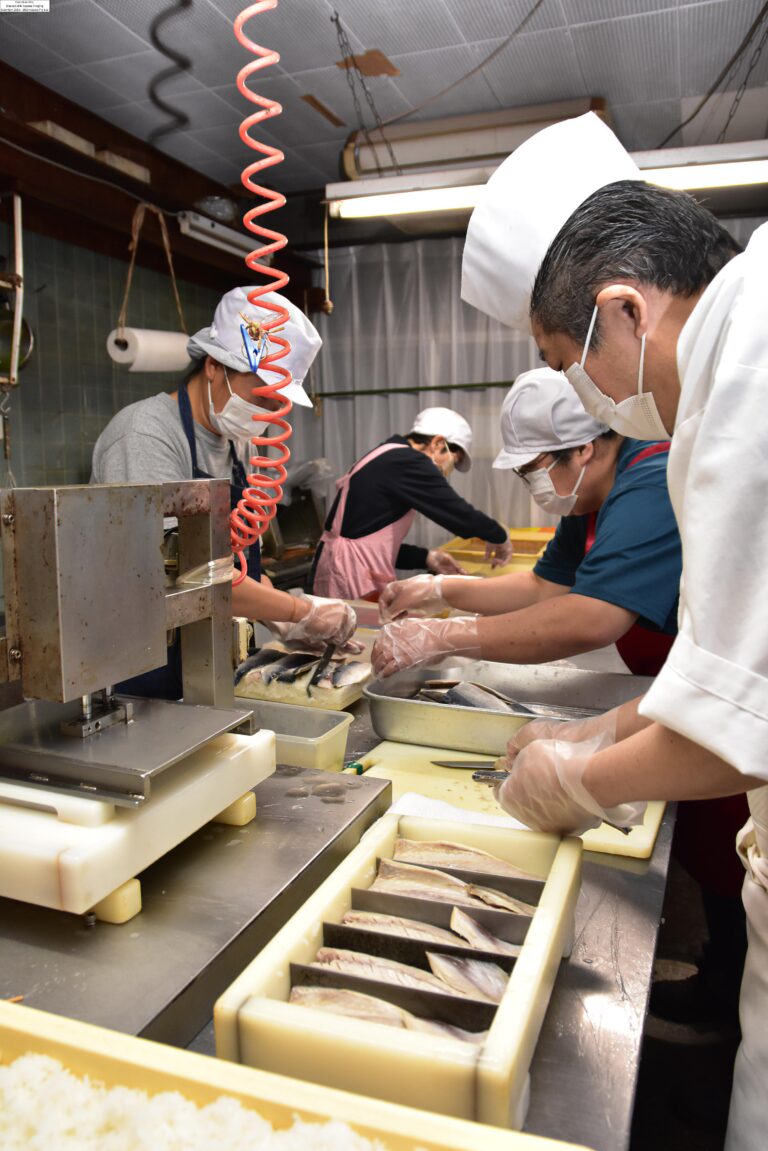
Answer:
[
  {"left": 446, "top": 441, "right": 464, "bottom": 461},
  {"left": 513, "top": 454, "right": 553, "bottom": 481}
]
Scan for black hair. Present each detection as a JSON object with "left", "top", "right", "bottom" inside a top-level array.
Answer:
[
  {"left": 530, "top": 180, "right": 742, "bottom": 346},
  {"left": 407, "top": 432, "right": 434, "bottom": 448},
  {"left": 548, "top": 429, "right": 618, "bottom": 465},
  {"left": 181, "top": 355, "right": 207, "bottom": 387}
]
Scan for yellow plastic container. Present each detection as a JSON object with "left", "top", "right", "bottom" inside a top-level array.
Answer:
[
  {"left": 0, "top": 1000, "right": 586, "bottom": 1151},
  {"left": 215, "top": 814, "right": 581, "bottom": 1131},
  {"left": 444, "top": 527, "right": 555, "bottom": 563}
]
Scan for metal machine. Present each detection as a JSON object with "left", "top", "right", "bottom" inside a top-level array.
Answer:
[{"left": 0, "top": 479, "right": 276, "bottom": 921}]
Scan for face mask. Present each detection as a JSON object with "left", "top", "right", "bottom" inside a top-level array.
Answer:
[
  {"left": 208, "top": 368, "right": 272, "bottom": 442},
  {"left": 524, "top": 459, "right": 586, "bottom": 516},
  {"left": 565, "top": 305, "right": 671, "bottom": 441}
]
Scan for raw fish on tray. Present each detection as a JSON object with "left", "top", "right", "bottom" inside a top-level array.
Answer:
[
  {"left": 288, "top": 985, "right": 486, "bottom": 1044},
  {"left": 426, "top": 953, "right": 509, "bottom": 1004},
  {"left": 340, "top": 910, "right": 459, "bottom": 946},
  {"left": 450, "top": 907, "right": 521, "bottom": 957},
  {"left": 234, "top": 645, "right": 372, "bottom": 699},
  {"left": 371, "top": 859, "right": 537, "bottom": 917},
  {"left": 393, "top": 838, "right": 535, "bottom": 880},
  {"left": 311, "top": 947, "right": 475, "bottom": 999}
]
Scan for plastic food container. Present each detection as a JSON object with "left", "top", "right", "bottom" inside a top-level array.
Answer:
[
  {"left": 0, "top": 1001, "right": 587, "bottom": 1151},
  {"left": 243, "top": 699, "right": 354, "bottom": 772},
  {"left": 215, "top": 814, "right": 582, "bottom": 1131}
]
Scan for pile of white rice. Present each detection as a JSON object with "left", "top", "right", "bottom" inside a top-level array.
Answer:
[{"left": 0, "top": 1054, "right": 388, "bottom": 1150}]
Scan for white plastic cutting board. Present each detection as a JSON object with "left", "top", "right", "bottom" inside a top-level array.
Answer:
[
  {"left": 0, "top": 729, "right": 275, "bottom": 914},
  {"left": 363, "top": 741, "right": 665, "bottom": 859}
]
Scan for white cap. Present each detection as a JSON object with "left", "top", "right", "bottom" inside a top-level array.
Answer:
[
  {"left": 493, "top": 368, "right": 609, "bottom": 470},
  {"left": 187, "top": 287, "right": 322, "bottom": 408},
  {"left": 461, "top": 113, "right": 642, "bottom": 333},
  {"left": 409, "top": 406, "right": 473, "bottom": 472}
]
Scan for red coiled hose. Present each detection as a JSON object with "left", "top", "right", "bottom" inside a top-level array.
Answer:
[{"left": 231, "top": 1, "right": 292, "bottom": 584}]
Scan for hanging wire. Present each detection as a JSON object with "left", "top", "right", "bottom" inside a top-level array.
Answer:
[
  {"left": 378, "top": 0, "right": 547, "bottom": 128},
  {"left": 656, "top": 0, "right": 768, "bottom": 148},
  {"left": 716, "top": 19, "right": 768, "bottom": 144},
  {"left": 147, "top": 0, "right": 193, "bottom": 145},
  {"left": 331, "top": 10, "right": 401, "bottom": 175}
]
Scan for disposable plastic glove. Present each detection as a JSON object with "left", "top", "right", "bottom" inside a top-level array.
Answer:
[
  {"left": 506, "top": 707, "right": 620, "bottom": 767},
  {"left": 484, "top": 537, "right": 514, "bottom": 568},
  {"left": 265, "top": 593, "right": 357, "bottom": 652},
  {"left": 372, "top": 616, "right": 481, "bottom": 678},
  {"left": 379, "top": 574, "right": 449, "bottom": 623},
  {"left": 495, "top": 733, "right": 647, "bottom": 835},
  {"left": 426, "top": 549, "right": 467, "bottom": 576}
]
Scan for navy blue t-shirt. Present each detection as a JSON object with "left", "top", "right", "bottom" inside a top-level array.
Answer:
[{"left": 533, "top": 439, "right": 680, "bottom": 634}]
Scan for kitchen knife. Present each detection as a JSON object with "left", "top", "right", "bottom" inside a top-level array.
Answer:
[
  {"left": 306, "top": 642, "right": 336, "bottom": 695},
  {"left": 468, "top": 768, "right": 632, "bottom": 835},
  {"left": 431, "top": 758, "right": 504, "bottom": 770}
]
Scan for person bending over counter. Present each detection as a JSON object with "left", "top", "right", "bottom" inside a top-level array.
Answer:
[
  {"left": 373, "top": 368, "right": 679, "bottom": 678},
  {"left": 91, "top": 286, "right": 356, "bottom": 698},
  {"left": 310, "top": 406, "right": 512, "bottom": 602}
]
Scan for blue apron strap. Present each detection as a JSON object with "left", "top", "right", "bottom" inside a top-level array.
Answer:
[{"left": 178, "top": 383, "right": 205, "bottom": 478}]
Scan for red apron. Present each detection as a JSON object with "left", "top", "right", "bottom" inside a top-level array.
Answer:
[
  {"left": 312, "top": 443, "right": 416, "bottom": 601},
  {"left": 583, "top": 442, "right": 674, "bottom": 677},
  {"left": 584, "top": 441, "right": 748, "bottom": 895}
]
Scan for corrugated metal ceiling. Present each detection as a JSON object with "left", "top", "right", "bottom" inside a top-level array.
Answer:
[{"left": 0, "top": 0, "right": 766, "bottom": 194}]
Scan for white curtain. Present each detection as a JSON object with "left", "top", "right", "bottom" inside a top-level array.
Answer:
[
  {"left": 307, "top": 237, "right": 555, "bottom": 551},
  {"left": 302, "top": 218, "right": 764, "bottom": 550}
]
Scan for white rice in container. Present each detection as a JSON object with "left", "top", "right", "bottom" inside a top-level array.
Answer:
[{"left": 0, "top": 1054, "right": 388, "bottom": 1150}]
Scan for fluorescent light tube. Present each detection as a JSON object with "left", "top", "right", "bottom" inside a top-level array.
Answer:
[
  {"left": 330, "top": 184, "right": 483, "bottom": 219},
  {"left": 178, "top": 211, "right": 254, "bottom": 257},
  {"left": 642, "top": 159, "right": 768, "bottom": 190}
]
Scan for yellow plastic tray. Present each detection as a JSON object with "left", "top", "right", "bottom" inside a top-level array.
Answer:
[
  {"left": 215, "top": 813, "right": 581, "bottom": 1130},
  {"left": 363, "top": 741, "right": 665, "bottom": 860},
  {"left": 0, "top": 1001, "right": 586, "bottom": 1151},
  {"left": 444, "top": 527, "right": 555, "bottom": 563}
]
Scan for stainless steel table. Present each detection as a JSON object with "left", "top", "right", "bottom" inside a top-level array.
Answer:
[{"left": 0, "top": 763, "right": 391, "bottom": 1046}]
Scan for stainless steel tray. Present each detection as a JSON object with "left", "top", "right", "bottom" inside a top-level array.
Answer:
[{"left": 364, "top": 659, "right": 654, "bottom": 756}]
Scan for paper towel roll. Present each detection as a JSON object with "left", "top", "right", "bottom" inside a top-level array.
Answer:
[{"left": 107, "top": 328, "right": 190, "bottom": 373}]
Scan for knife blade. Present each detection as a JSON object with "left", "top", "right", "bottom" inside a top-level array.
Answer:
[
  {"left": 467, "top": 769, "right": 632, "bottom": 836},
  {"left": 431, "top": 758, "right": 502, "bottom": 770},
  {"left": 306, "top": 642, "right": 336, "bottom": 696}
]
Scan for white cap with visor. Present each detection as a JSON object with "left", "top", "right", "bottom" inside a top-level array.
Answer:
[
  {"left": 187, "top": 287, "right": 321, "bottom": 408},
  {"left": 409, "top": 407, "right": 473, "bottom": 472},
  {"left": 493, "top": 368, "right": 608, "bottom": 470}
]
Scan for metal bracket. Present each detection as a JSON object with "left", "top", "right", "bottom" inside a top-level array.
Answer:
[{"left": 60, "top": 696, "right": 134, "bottom": 739}]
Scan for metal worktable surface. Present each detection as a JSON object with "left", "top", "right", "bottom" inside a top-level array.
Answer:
[
  {"left": 341, "top": 701, "right": 675, "bottom": 1151},
  {"left": 0, "top": 764, "right": 392, "bottom": 1047}
]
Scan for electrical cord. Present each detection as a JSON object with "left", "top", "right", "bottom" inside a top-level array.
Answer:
[
  {"left": 147, "top": 0, "right": 193, "bottom": 145},
  {"left": 0, "top": 132, "right": 164, "bottom": 207},
  {"left": 379, "top": 0, "right": 548, "bottom": 128},
  {"left": 331, "top": 10, "right": 401, "bottom": 175},
  {"left": 655, "top": 0, "right": 768, "bottom": 148}
]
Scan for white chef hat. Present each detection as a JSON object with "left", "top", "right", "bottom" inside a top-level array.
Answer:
[
  {"left": 461, "top": 113, "right": 642, "bottom": 333},
  {"left": 409, "top": 406, "right": 473, "bottom": 472},
  {"left": 493, "top": 367, "right": 609, "bottom": 470},
  {"left": 187, "top": 287, "right": 322, "bottom": 408}
]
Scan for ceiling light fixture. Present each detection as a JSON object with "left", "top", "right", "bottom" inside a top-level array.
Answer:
[
  {"left": 178, "top": 210, "right": 257, "bottom": 258},
  {"left": 327, "top": 138, "right": 768, "bottom": 220}
]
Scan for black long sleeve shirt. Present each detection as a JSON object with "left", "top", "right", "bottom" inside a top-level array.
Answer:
[{"left": 314, "top": 436, "right": 507, "bottom": 573}]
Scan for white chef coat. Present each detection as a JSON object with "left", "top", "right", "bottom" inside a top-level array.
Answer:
[{"left": 639, "top": 221, "right": 768, "bottom": 1151}]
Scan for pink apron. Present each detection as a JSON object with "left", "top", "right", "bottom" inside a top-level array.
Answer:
[{"left": 313, "top": 443, "right": 416, "bottom": 600}]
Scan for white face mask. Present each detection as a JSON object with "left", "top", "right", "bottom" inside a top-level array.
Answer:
[
  {"left": 524, "top": 458, "right": 587, "bottom": 516},
  {"left": 565, "top": 305, "right": 671, "bottom": 441},
  {"left": 208, "top": 368, "right": 273, "bottom": 443}
]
